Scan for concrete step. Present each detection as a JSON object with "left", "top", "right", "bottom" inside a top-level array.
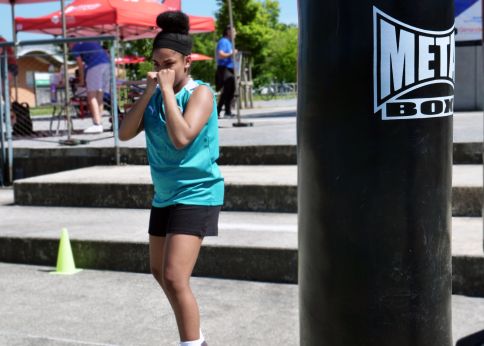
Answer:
[
  {"left": 14, "top": 165, "right": 298, "bottom": 212},
  {"left": 13, "top": 164, "right": 484, "bottom": 216},
  {"left": 452, "top": 217, "right": 484, "bottom": 297},
  {"left": 2, "top": 187, "right": 298, "bottom": 282},
  {"left": 454, "top": 142, "right": 482, "bottom": 164},
  {"left": 12, "top": 142, "right": 482, "bottom": 180},
  {"left": 13, "top": 145, "right": 296, "bottom": 180},
  {"left": 453, "top": 164, "right": 482, "bottom": 216},
  {"left": 0, "top": 190, "right": 482, "bottom": 295}
]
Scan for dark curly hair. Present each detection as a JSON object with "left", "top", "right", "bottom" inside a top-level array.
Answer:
[
  {"left": 223, "top": 25, "right": 233, "bottom": 37},
  {"left": 156, "top": 11, "right": 189, "bottom": 34},
  {"left": 152, "top": 11, "right": 192, "bottom": 55}
]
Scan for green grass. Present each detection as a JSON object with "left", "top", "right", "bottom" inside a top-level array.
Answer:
[
  {"left": 30, "top": 105, "right": 54, "bottom": 117},
  {"left": 252, "top": 92, "right": 297, "bottom": 101},
  {"left": 27, "top": 93, "right": 296, "bottom": 116}
]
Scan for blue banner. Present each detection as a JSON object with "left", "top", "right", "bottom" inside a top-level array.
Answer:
[
  {"left": 456, "top": 0, "right": 479, "bottom": 16},
  {"left": 455, "top": 0, "right": 481, "bottom": 42}
]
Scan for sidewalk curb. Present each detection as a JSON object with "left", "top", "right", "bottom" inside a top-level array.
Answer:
[
  {"left": 12, "top": 142, "right": 480, "bottom": 180},
  {"left": 0, "top": 236, "right": 481, "bottom": 296},
  {"left": 0, "top": 237, "right": 297, "bottom": 283},
  {"left": 13, "top": 180, "right": 481, "bottom": 216}
]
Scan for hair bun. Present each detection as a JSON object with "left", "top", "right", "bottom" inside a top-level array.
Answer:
[{"left": 156, "top": 11, "right": 190, "bottom": 34}]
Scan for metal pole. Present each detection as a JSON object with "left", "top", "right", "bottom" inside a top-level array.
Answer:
[
  {"left": 227, "top": 0, "right": 252, "bottom": 127},
  {"left": 227, "top": 0, "right": 238, "bottom": 116},
  {"left": 3, "top": 52, "right": 13, "bottom": 184},
  {"left": 110, "top": 40, "right": 120, "bottom": 165},
  {"left": 10, "top": 0, "right": 18, "bottom": 101},
  {"left": 13, "top": 35, "right": 116, "bottom": 47},
  {"left": 60, "top": 0, "right": 72, "bottom": 140},
  {"left": 0, "top": 51, "right": 5, "bottom": 186},
  {"left": 298, "top": 0, "right": 453, "bottom": 345},
  {"left": 481, "top": 0, "right": 484, "bottom": 252}
]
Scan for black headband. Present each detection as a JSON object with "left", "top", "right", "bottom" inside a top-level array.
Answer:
[{"left": 153, "top": 33, "right": 192, "bottom": 56}]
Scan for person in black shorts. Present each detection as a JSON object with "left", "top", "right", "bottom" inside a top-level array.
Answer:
[{"left": 119, "top": 11, "right": 224, "bottom": 346}]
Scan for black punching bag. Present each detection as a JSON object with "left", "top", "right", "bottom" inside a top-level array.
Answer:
[{"left": 297, "top": 0, "right": 454, "bottom": 345}]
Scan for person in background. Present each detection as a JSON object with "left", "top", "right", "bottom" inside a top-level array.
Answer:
[
  {"left": 69, "top": 40, "right": 110, "bottom": 133},
  {"left": 215, "top": 25, "right": 237, "bottom": 118}
]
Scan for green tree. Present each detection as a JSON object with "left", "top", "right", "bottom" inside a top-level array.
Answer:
[
  {"left": 262, "top": 24, "right": 298, "bottom": 83},
  {"left": 190, "top": 33, "right": 217, "bottom": 85},
  {"left": 123, "top": 39, "right": 152, "bottom": 80},
  {"left": 122, "top": 0, "right": 298, "bottom": 87},
  {"left": 215, "top": 0, "right": 281, "bottom": 85}
]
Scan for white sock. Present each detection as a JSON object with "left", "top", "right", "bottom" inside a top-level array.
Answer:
[
  {"left": 179, "top": 341, "right": 201, "bottom": 346},
  {"left": 179, "top": 330, "right": 205, "bottom": 346}
]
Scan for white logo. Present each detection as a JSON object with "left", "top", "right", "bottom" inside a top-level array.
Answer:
[
  {"left": 148, "top": 105, "right": 155, "bottom": 114},
  {"left": 65, "top": 4, "right": 101, "bottom": 13},
  {"left": 373, "top": 7, "right": 455, "bottom": 120}
]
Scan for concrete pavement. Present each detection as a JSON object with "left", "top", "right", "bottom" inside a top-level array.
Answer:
[
  {"left": 453, "top": 111, "right": 484, "bottom": 143},
  {"left": 1, "top": 262, "right": 483, "bottom": 345},
  {"left": 0, "top": 263, "right": 298, "bottom": 346},
  {"left": 9, "top": 101, "right": 484, "bottom": 149},
  {"left": 13, "top": 105, "right": 298, "bottom": 149}
]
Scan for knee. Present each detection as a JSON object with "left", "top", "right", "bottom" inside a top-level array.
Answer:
[{"left": 162, "top": 267, "right": 189, "bottom": 295}]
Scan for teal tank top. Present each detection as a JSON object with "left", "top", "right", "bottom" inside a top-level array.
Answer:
[{"left": 144, "top": 79, "right": 224, "bottom": 207}]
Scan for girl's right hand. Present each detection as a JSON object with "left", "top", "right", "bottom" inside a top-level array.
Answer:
[{"left": 146, "top": 72, "right": 158, "bottom": 93}]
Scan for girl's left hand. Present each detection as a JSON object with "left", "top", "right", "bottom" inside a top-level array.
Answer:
[{"left": 157, "top": 69, "right": 175, "bottom": 90}]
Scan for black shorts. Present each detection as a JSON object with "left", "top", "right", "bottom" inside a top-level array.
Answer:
[{"left": 148, "top": 204, "right": 221, "bottom": 238}]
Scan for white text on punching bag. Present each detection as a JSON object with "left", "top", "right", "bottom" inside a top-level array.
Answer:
[{"left": 373, "top": 7, "right": 455, "bottom": 120}]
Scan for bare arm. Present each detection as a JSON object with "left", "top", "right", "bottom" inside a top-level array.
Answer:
[
  {"left": 119, "top": 73, "right": 157, "bottom": 141},
  {"left": 158, "top": 70, "right": 213, "bottom": 149},
  {"left": 76, "top": 57, "right": 85, "bottom": 86},
  {"left": 218, "top": 49, "right": 234, "bottom": 59}
]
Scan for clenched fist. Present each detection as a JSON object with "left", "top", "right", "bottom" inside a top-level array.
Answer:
[
  {"left": 146, "top": 71, "right": 158, "bottom": 94},
  {"left": 157, "top": 69, "right": 176, "bottom": 91}
]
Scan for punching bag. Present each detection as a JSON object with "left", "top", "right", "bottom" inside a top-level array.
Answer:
[{"left": 297, "top": 0, "right": 454, "bottom": 345}]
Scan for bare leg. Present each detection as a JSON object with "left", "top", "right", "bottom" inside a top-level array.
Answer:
[
  {"left": 162, "top": 234, "right": 203, "bottom": 342},
  {"left": 87, "top": 91, "right": 102, "bottom": 125},
  {"left": 97, "top": 90, "right": 104, "bottom": 116},
  {"left": 149, "top": 235, "right": 166, "bottom": 288}
]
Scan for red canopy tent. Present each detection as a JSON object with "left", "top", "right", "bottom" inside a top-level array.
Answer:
[
  {"left": 115, "top": 55, "right": 145, "bottom": 64},
  {"left": 115, "top": 53, "right": 212, "bottom": 64},
  {"left": 0, "top": 0, "right": 59, "bottom": 41},
  {"left": 190, "top": 53, "right": 213, "bottom": 61},
  {"left": 15, "top": 0, "right": 215, "bottom": 40},
  {"left": 0, "top": 0, "right": 57, "bottom": 3}
]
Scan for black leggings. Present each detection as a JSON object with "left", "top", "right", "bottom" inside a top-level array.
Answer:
[{"left": 215, "top": 66, "right": 235, "bottom": 115}]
